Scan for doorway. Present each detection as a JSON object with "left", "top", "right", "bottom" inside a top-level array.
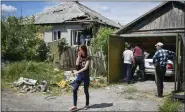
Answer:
[{"left": 108, "top": 33, "right": 182, "bottom": 84}]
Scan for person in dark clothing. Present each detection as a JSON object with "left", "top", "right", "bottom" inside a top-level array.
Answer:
[
  {"left": 70, "top": 45, "right": 90, "bottom": 111},
  {"left": 153, "top": 42, "right": 176, "bottom": 98},
  {"left": 131, "top": 44, "right": 145, "bottom": 81}
]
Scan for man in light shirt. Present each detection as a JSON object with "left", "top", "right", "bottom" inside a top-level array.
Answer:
[{"left": 122, "top": 45, "right": 135, "bottom": 84}]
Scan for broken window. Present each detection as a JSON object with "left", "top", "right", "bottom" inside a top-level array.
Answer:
[{"left": 71, "top": 29, "right": 92, "bottom": 46}]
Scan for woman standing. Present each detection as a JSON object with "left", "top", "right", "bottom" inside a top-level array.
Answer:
[{"left": 70, "top": 45, "right": 90, "bottom": 111}]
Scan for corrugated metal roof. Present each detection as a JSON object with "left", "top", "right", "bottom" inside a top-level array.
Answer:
[{"left": 32, "top": 1, "right": 121, "bottom": 28}]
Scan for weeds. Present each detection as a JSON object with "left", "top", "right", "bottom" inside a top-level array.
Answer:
[
  {"left": 2, "top": 61, "right": 108, "bottom": 95},
  {"left": 158, "top": 96, "right": 183, "bottom": 112},
  {"left": 123, "top": 86, "right": 138, "bottom": 94},
  {"left": 90, "top": 76, "right": 108, "bottom": 88},
  {"left": 1, "top": 61, "right": 65, "bottom": 86},
  {"left": 122, "top": 86, "right": 138, "bottom": 99}
]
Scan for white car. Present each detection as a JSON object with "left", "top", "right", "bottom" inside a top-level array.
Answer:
[{"left": 144, "top": 53, "right": 175, "bottom": 77}]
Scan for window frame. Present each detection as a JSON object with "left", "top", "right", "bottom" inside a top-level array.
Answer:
[{"left": 52, "top": 30, "right": 61, "bottom": 41}]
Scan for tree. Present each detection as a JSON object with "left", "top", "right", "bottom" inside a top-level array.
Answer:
[
  {"left": 92, "top": 27, "right": 116, "bottom": 67},
  {"left": 1, "top": 16, "right": 51, "bottom": 61}
]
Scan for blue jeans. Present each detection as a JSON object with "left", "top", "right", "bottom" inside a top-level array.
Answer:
[
  {"left": 124, "top": 63, "right": 132, "bottom": 82},
  {"left": 73, "top": 72, "right": 90, "bottom": 106}
]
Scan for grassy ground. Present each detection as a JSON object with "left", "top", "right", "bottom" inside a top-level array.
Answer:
[
  {"left": 1, "top": 61, "right": 108, "bottom": 96},
  {"left": 158, "top": 95, "right": 183, "bottom": 112},
  {"left": 1, "top": 61, "right": 65, "bottom": 85},
  {"left": 2, "top": 61, "right": 66, "bottom": 95}
]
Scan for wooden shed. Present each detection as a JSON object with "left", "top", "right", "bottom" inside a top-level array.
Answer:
[{"left": 108, "top": 1, "right": 185, "bottom": 91}]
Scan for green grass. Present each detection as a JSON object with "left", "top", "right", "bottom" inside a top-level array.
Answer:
[
  {"left": 122, "top": 86, "right": 138, "bottom": 99},
  {"left": 123, "top": 86, "right": 138, "bottom": 94},
  {"left": 1, "top": 61, "right": 65, "bottom": 86},
  {"left": 1, "top": 61, "right": 109, "bottom": 95},
  {"left": 90, "top": 76, "right": 108, "bottom": 88},
  {"left": 158, "top": 96, "right": 183, "bottom": 112}
]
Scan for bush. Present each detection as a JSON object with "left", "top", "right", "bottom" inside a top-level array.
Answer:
[
  {"left": 58, "top": 38, "right": 69, "bottom": 55},
  {"left": 92, "top": 27, "right": 116, "bottom": 66},
  {"left": 35, "top": 40, "right": 49, "bottom": 61}
]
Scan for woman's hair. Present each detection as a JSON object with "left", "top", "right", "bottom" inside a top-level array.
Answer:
[{"left": 80, "top": 44, "right": 88, "bottom": 58}]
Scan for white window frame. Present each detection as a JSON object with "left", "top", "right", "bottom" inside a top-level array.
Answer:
[{"left": 52, "top": 30, "right": 61, "bottom": 41}]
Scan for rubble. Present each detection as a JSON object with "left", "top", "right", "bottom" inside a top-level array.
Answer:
[
  {"left": 12, "top": 72, "right": 107, "bottom": 94},
  {"left": 13, "top": 77, "right": 37, "bottom": 87},
  {"left": 12, "top": 77, "right": 47, "bottom": 93},
  {"left": 37, "top": 80, "right": 47, "bottom": 92}
]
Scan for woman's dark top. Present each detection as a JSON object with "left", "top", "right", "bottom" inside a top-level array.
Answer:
[{"left": 76, "top": 56, "right": 90, "bottom": 75}]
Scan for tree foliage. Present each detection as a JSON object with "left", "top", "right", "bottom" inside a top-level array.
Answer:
[
  {"left": 92, "top": 27, "right": 116, "bottom": 66},
  {"left": 1, "top": 16, "right": 51, "bottom": 61},
  {"left": 58, "top": 38, "right": 69, "bottom": 55}
]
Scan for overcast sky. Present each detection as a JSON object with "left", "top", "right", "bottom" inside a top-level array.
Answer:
[{"left": 2, "top": 1, "right": 161, "bottom": 25}]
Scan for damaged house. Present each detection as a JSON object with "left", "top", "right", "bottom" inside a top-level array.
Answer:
[{"left": 33, "top": 1, "right": 121, "bottom": 46}]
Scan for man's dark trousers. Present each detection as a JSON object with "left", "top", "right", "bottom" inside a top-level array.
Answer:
[
  {"left": 155, "top": 65, "right": 166, "bottom": 97},
  {"left": 131, "top": 56, "right": 145, "bottom": 81}
]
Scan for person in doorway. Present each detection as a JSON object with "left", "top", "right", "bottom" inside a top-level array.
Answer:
[
  {"left": 70, "top": 45, "right": 91, "bottom": 111},
  {"left": 131, "top": 44, "right": 145, "bottom": 81},
  {"left": 153, "top": 42, "right": 176, "bottom": 98},
  {"left": 122, "top": 45, "right": 135, "bottom": 84}
]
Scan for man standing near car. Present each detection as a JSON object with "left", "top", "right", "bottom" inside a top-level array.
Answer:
[
  {"left": 122, "top": 45, "right": 135, "bottom": 84},
  {"left": 131, "top": 43, "right": 145, "bottom": 81},
  {"left": 153, "top": 42, "right": 176, "bottom": 98}
]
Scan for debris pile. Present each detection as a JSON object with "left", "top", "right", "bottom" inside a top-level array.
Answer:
[
  {"left": 13, "top": 77, "right": 48, "bottom": 93},
  {"left": 57, "top": 71, "right": 107, "bottom": 89},
  {"left": 12, "top": 71, "right": 107, "bottom": 93}
]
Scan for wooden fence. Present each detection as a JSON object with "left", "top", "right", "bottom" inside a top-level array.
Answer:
[{"left": 48, "top": 42, "right": 107, "bottom": 75}]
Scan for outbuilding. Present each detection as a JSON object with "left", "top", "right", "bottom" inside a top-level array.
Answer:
[{"left": 108, "top": 1, "right": 185, "bottom": 92}]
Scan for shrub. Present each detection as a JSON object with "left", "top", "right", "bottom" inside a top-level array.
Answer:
[{"left": 92, "top": 27, "right": 116, "bottom": 67}]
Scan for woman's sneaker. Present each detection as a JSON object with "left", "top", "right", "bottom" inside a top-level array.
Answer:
[
  {"left": 69, "top": 106, "right": 77, "bottom": 111},
  {"left": 83, "top": 105, "right": 89, "bottom": 110}
]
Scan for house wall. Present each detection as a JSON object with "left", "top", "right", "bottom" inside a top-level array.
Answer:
[{"left": 44, "top": 24, "right": 84, "bottom": 46}]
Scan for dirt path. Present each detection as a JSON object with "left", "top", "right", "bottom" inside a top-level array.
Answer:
[{"left": 2, "top": 80, "right": 174, "bottom": 111}]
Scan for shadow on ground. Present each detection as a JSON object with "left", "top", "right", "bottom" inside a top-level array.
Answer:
[
  {"left": 146, "top": 74, "right": 174, "bottom": 82},
  {"left": 88, "top": 103, "right": 113, "bottom": 109}
]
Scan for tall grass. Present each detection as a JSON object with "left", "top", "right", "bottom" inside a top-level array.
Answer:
[{"left": 2, "top": 61, "right": 65, "bottom": 85}]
